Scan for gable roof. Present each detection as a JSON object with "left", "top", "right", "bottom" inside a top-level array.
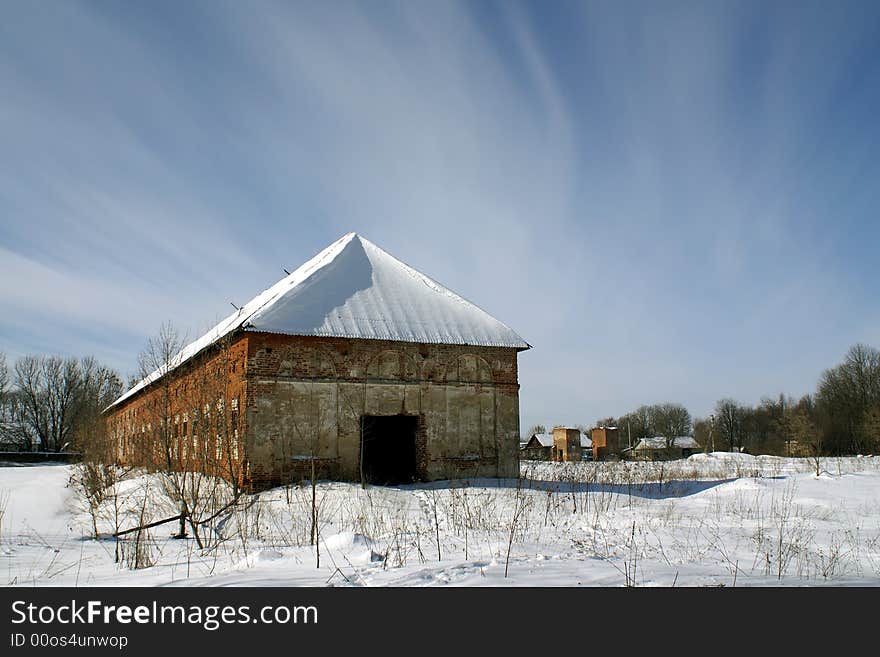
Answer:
[
  {"left": 524, "top": 432, "right": 592, "bottom": 449},
  {"left": 634, "top": 436, "right": 700, "bottom": 450},
  {"left": 526, "top": 433, "right": 554, "bottom": 448},
  {"left": 108, "top": 233, "right": 529, "bottom": 410}
]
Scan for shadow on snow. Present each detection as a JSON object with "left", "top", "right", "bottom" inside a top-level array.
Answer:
[{"left": 378, "top": 476, "right": 781, "bottom": 499}]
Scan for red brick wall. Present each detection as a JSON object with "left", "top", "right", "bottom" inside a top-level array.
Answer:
[
  {"left": 243, "top": 333, "right": 519, "bottom": 385},
  {"left": 107, "top": 330, "right": 523, "bottom": 488},
  {"left": 243, "top": 332, "right": 522, "bottom": 486},
  {"left": 106, "top": 334, "right": 251, "bottom": 486}
]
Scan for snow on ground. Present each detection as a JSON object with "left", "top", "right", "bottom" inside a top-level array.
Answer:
[{"left": 2, "top": 454, "right": 879, "bottom": 587}]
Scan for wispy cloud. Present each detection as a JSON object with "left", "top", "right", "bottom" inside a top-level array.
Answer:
[{"left": 1, "top": 0, "right": 878, "bottom": 428}]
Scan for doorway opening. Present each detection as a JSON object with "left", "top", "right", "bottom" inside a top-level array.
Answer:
[{"left": 360, "top": 414, "right": 418, "bottom": 485}]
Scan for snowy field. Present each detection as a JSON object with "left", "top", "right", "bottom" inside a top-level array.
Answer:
[{"left": 2, "top": 454, "right": 880, "bottom": 587}]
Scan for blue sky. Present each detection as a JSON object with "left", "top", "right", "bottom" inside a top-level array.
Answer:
[{"left": 1, "top": 0, "right": 879, "bottom": 431}]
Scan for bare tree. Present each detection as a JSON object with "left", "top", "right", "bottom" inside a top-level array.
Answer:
[
  {"left": 612, "top": 403, "right": 691, "bottom": 454},
  {"left": 212, "top": 333, "right": 246, "bottom": 502},
  {"left": 863, "top": 405, "right": 880, "bottom": 454},
  {"left": 817, "top": 343, "right": 880, "bottom": 454},
  {"left": 693, "top": 417, "right": 712, "bottom": 453},
  {"left": 617, "top": 405, "right": 652, "bottom": 442},
  {"left": 111, "top": 325, "right": 249, "bottom": 548},
  {"left": 71, "top": 360, "right": 124, "bottom": 451},
  {"left": 66, "top": 360, "right": 127, "bottom": 555},
  {"left": 749, "top": 394, "right": 795, "bottom": 455},
  {"left": 180, "top": 332, "right": 246, "bottom": 546},
  {"left": 14, "top": 355, "right": 86, "bottom": 452},
  {"left": 649, "top": 403, "right": 692, "bottom": 449},
  {"left": 0, "top": 352, "right": 12, "bottom": 447},
  {"left": 0, "top": 352, "right": 8, "bottom": 400},
  {"left": 525, "top": 424, "right": 546, "bottom": 437},
  {"left": 714, "top": 398, "right": 744, "bottom": 451},
  {"left": 783, "top": 407, "right": 821, "bottom": 474},
  {"left": 137, "top": 322, "right": 192, "bottom": 539},
  {"left": 69, "top": 425, "right": 124, "bottom": 543}
]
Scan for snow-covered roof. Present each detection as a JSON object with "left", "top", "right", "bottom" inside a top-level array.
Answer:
[
  {"left": 525, "top": 432, "right": 592, "bottom": 448},
  {"left": 556, "top": 427, "right": 592, "bottom": 448},
  {"left": 529, "top": 433, "right": 554, "bottom": 447},
  {"left": 108, "top": 233, "right": 529, "bottom": 410},
  {"left": 634, "top": 436, "right": 700, "bottom": 450}
]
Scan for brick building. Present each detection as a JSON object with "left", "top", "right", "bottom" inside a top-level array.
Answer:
[
  {"left": 590, "top": 426, "right": 621, "bottom": 461},
  {"left": 551, "top": 426, "right": 582, "bottom": 462},
  {"left": 521, "top": 432, "right": 554, "bottom": 460},
  {"left": 105, "top": 233, "right": 530, "bottom": 489},
  {"left": 521, "top": 429, "right": 591, "bottom": 461}
]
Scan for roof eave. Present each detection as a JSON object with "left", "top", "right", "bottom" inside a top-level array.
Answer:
[{"left": 243, "top": 326, "right": 530, "bottom": 350}]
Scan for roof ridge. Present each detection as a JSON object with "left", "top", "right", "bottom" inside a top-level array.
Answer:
[{"left": 107, "top": 232, "right": 528, "bottom": 410}]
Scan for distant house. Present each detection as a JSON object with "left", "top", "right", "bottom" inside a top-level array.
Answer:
[
  {"left": 591, "top": 426, "right": 620, "bottom": 461},
  {"left": 551, "top": 427, "right": 582, "bottom": 462},
  {"left": 521, "top": 433, "right": 554, "bottom": 460},
  {"left": 631, "top": 436, "right": 701, "bottom": 461},
  {"left": 0, "top": 394, "right": 33, "bottom": 452},
  {"left": 579, "top": 432, "right": 593, "bottom": 457},
  {"left": 521, "top": 429, "right": 592, "bottom": 461}
]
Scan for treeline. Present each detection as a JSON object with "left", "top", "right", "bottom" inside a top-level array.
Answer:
[
  {"left": 0, "top": 351, "right": 124, "bottom": 452},
  {"left": 597, "top": 402, "right": 692, "bottom": 447},
  {"left": 4, "top": 341, "right": 879, "bottom": 458},
  {"left": 597, "top": 343, "right": 880, "bottom": 456}
]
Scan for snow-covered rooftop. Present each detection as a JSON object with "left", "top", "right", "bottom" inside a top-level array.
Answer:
[
  {"left": 525, "top": 432, "right": 592, "bottom": 448},
  {"left": 529, "top": 433, "right": 554, "bottom": 447},
  {"left": 108, "top": 233, "right": 529, "bottom": 410},
  {"left": 634, "top": 436, "right": 701, "bottom": 450}
]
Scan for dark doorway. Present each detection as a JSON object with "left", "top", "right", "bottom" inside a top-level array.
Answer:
[{"left": 360, "top": 414, "right": 419, "bottom": 485}]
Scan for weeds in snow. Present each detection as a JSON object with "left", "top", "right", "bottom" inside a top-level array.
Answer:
[{"left": 38, "top": 454, "right": 880, "bottom": 586}]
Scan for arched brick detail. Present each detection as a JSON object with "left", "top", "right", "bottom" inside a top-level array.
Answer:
[
  {"left": 446, "top": 354, "right": 494, "bottom": 384},
  {"left": 277, "top": 344, "right": 338, "bottom": 378},
  {"left": 366, "top": 350, "right": 418, "bottom": 381},
  {"left": 420, "top": 357, "right": 446, "bottom": 383}
]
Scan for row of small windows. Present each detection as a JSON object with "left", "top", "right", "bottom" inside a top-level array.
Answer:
[
  {"left": 115, "top": 397, "right": 239, "bottom": 432},
  {"left": 116, "top": 429, "right": 240, "bottom": 462},
  {"left": 115, "top": 396, "right": 241, "bottom": 463}
]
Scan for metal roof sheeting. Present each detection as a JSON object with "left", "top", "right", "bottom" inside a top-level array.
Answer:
[{"left": 108, "top": 233, "right": 529, "bottom": 409}]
